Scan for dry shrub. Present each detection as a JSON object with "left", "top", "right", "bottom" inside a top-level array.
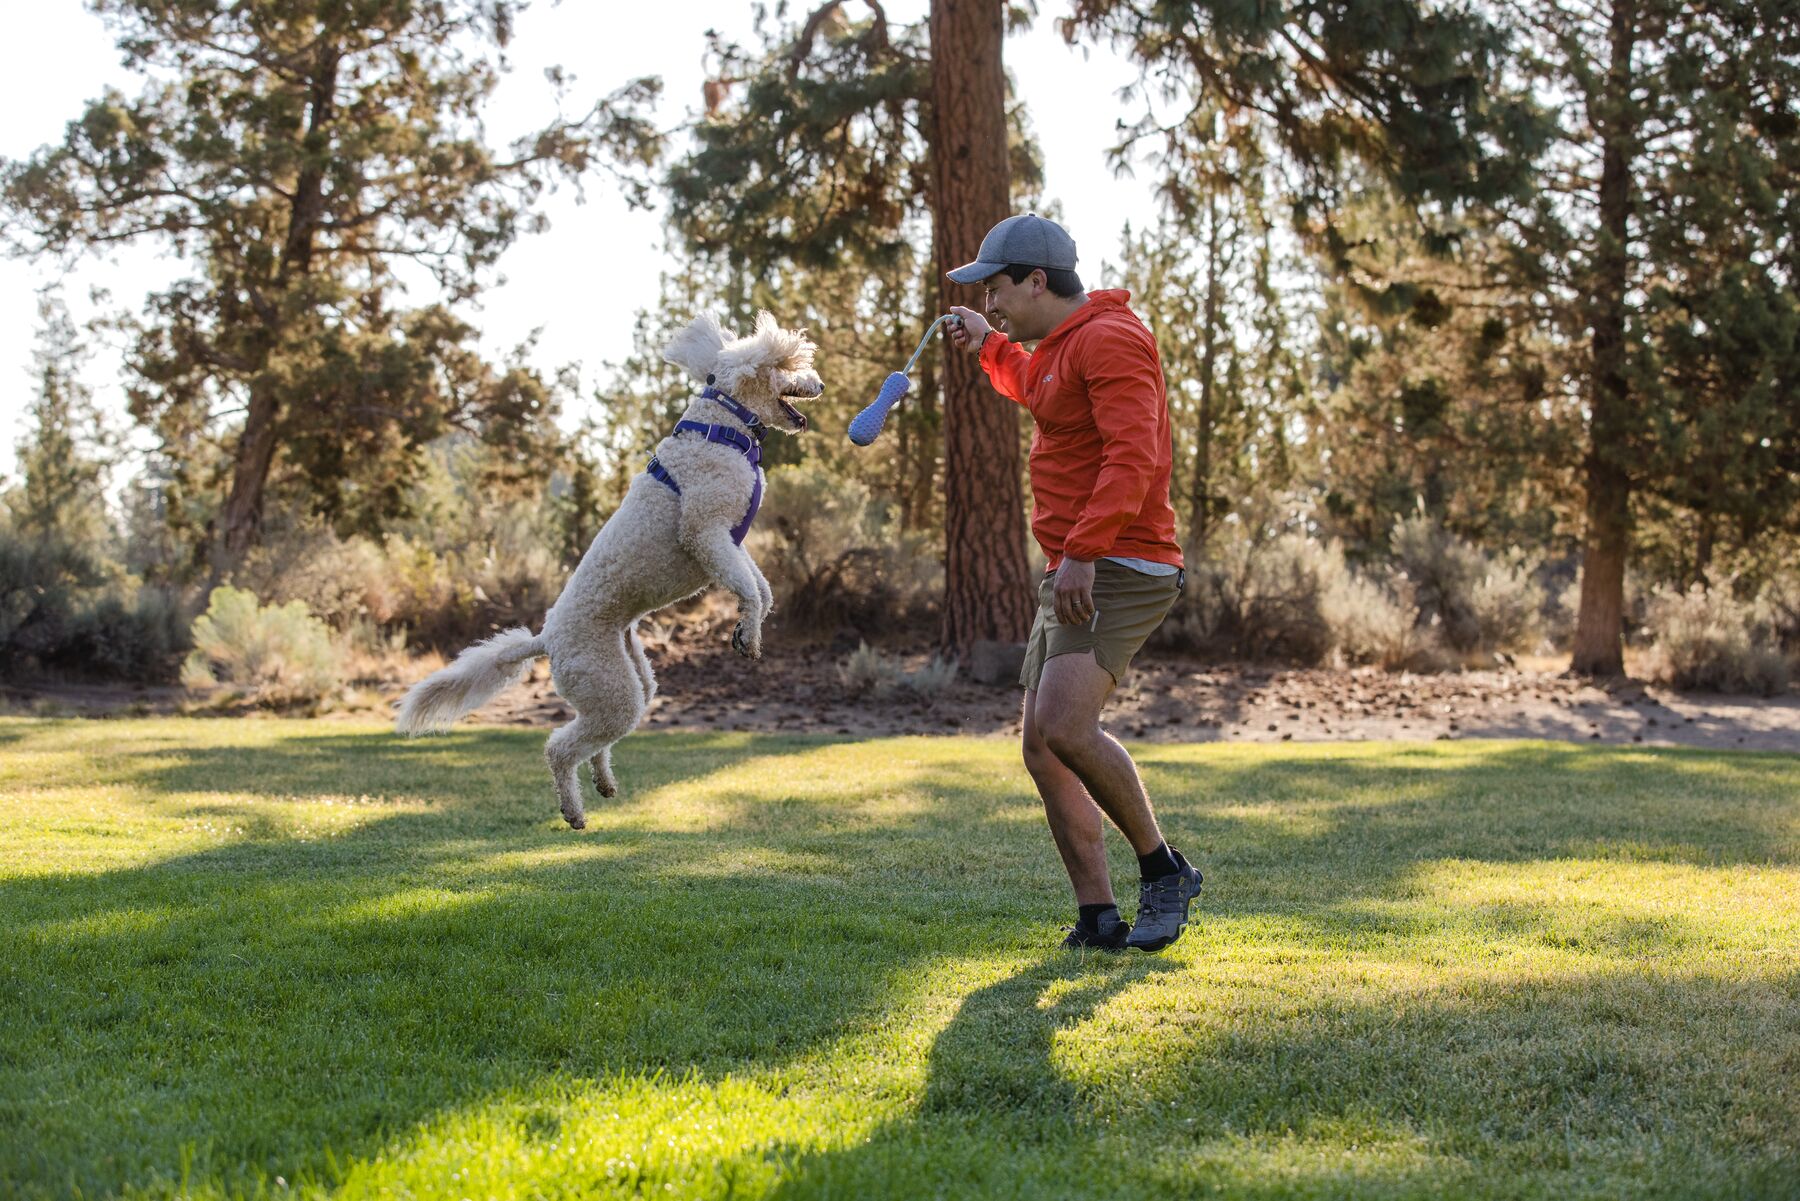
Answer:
[
  {"left": 1321, "top": 570, "right": 1443, "bottom": 670},
  {"left": 379, "top": 532, "right": 563, "bottom": 651},
  {"left": 1159, "top": 532, "right": 1450, "bottom": 669},
  {"left": 1470, "top": 557, "right": 1545, "bottom": 653},
  {"left": 232, "top": 515, "right": 563, "bottom": 654},
  {"left": 0, "top": 527, "right": 190, "bottom": 683},
  {"left": 837, "top": 641, "right": 957, "bottom": 701},
  {"left": 61, "top": 587, "right": 188, "bottom": 683},
  {"left": 182, "top": 586, "right": 345, "bottom": 701},
  {"left": 752, "top": 463, "right": 940, "bottom": 638},
  {"left": 338, "top": 616, "right": 414, "bottom": 687},
  {"left": 836, "top": 641, "right": 899, "bottom": 695},
  {"left": 1161, "top": 534, "right": 1336, "bottom": 663},
  {"left": 1762, "top": 568, "right": 1800, "bottom": 654},
  {"left": 1391, "top": 515, "right": 1544, "bottom": 656},
  {"left": 1641, "top": 582, "right": 1791, "bottom": 695},
  {"left": 235, "top": 520, "right": 396, "bottom": 627}
]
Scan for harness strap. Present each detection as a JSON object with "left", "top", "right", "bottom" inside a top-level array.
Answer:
[
  {"left": 646, "top": 456, "right": 680, "bottom": 495},
  {"left": 643, "top": 398, "right": 766, "bottom": 545},
  {"left": 733, "top": 471, "right": 764, "bottom": 546},
  {"left": 700, "top": 386, "right": 766, "bottom": 440},
  {"left": 674, "top": 419, "right": 762, "bottom": 466}
]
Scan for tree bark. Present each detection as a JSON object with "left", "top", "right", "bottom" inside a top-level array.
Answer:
[
  {"left": 212, "top": 45, "right": 340, "bottom": 581},
  {"left": 1569, "top": 0, "right": 1637, "bottom": 678},
  {"left": 1187, "top": 193, "right": 1224, "bottom": 562},
  {"left": 928, "top": 0, "right": 1033, "bottom": 656},
  {"left": 1692, "top": 509, "right": 1715, "bottom": 587},
  {"left": 899, "top": 264, "right": 944, "bottom": 535}
]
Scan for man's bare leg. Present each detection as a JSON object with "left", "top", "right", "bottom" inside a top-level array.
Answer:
[
  {"left": 1029, "top": 650, "right": 1166, "bottom": 856},
  {"left": 1021, "top": 688, "right": 1115, "bottom": 906}
]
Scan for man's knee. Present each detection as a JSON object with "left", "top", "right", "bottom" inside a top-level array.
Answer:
[
  {"left": 1033, "top": 705, "right": 1099, "bottom": 761},
  {"left": 1022, "top": 700, "right": 1081, "bottom": 777},
  {"left": 1021, "top": 726, "right": 1061, "bottom": 778}
]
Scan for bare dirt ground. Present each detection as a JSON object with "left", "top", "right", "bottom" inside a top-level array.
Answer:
[
  {"left": 15, "top": 617, "right": 1790, "bottom": 753},
  {"left": 481, "top": 627, "right": 1800, "bottom": 752}
]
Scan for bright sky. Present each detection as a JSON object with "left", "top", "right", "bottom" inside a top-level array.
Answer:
[{"left": 0, "top": 2, "right": 1165, "bottom": 485}]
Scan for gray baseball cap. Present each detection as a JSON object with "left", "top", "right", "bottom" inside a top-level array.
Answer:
[{"left": 945, "top": 212, "right": 1078, "bottom": 285}]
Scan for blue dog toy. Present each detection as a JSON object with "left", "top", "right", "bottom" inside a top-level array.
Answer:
[{"left": 848, "top": 314, "right": 961, "bottom": 446}]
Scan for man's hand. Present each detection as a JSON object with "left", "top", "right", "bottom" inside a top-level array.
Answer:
[
  {"left": 947, "top": 305, "right": 991, "bottom": 353},
  {"left": 1052, "top": 557, "right": 1098, "bottom": 628}
]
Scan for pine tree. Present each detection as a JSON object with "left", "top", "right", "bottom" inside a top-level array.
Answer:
[
  {"left": 1303, "top": 186, "right": 1584, "bottom": 563},
  {"left": 1071, "top": 0, "right": 1799, "bottom": 676},
  {"left": 663, "top": 1, "right": 1044, "bottom": 655},
  {"left": 2, "top": 0, "right": 659, "bottom": 580},
  {"left": 9, "top": 297, "right": 116, "bottom": 553},
  {"left": 1475, "top": 0, "right": 1800, "bottom": 674},
  {"left": 1116, "top": 100, "right": 1314, "bottom": 559},
  {"left": 1626, "top": 0, "right": 1800, "bottom": 591}
]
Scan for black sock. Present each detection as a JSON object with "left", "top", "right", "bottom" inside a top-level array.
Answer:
[
  {"left": 1077, "top": 902, "right": 1118, "bottom": 931},
  {"left": 1138, "top": 842, "right": 1179, "bottom": 881}
]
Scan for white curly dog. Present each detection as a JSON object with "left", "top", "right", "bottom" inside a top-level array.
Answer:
[{"left": 395, "top": 311, "right": 823, "bottom": 828}]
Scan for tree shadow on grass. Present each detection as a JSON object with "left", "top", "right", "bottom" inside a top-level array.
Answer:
[
  {"left": 1136, "top": 742, "right": 1800, "bottom": 876},
  {"left": 761, "top": 961, "right": 1800, "bottom": 1200},
  {"left": 0, "top": 730, "right": 1060, "bottom": 1195},
  {"left": 1, "top": 728, "right": 1795, "bottom": 1197}
]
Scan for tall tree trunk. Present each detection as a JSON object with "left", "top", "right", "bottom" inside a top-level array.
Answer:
[
  {"left": 215, "top": 382, "right": 284, "bottom": 574},
  {"left": 212, "top": 46, "right": 339, "bottom": 581},
  {"left": 1570, "top": 0, "right": 1637, "bottom": 678},
  {"left": 1186, "top": 193, "right": 1224, "bottom": 562},
  {"left": 929, "top": 0, "right": 1032, "bottom": 656},
  {"left": 1692, "top": 509, "right": 1715, "bottom": 587},
  {"left": 900, "top": 265, "right": 943, "bottom": 535}
]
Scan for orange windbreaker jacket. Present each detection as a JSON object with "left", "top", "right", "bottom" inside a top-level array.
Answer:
[{"left": 978, "top": 290, "right": 1184, "bottom": 571}]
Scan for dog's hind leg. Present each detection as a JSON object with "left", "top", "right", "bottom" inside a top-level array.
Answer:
[
  {"left": 625, "top": 622, "right": 656, "bottom": 708},
  {"left": 545, "top": 633, "right": 649, "bottom": 826},
  {"left": 551, "top": 630, "right": 649, "bottom": 807},
  {"left": 587, "top": 743, "right": 620, "bottom": 802},
  {"left": 545, "top": 716, "right": 597, "bottom": 829},
  {"left": 585, "top": 701, "right": 645, "bottom": 801}
]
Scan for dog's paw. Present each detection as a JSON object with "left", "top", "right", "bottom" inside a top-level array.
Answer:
[
  {"left": 561, "top": 802, "right": 587, "bottom": 830},
  {"left": 731, "top": 622, "right": 760, "bottom": 659}
]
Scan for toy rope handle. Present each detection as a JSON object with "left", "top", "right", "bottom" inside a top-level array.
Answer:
[{"left": 904, "top": 313, "right": 958, "bottom": 375}]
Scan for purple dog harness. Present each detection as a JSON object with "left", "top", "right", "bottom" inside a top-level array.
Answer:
[{"left": 646, "top": 385, "right": 765, "bottom": 545}]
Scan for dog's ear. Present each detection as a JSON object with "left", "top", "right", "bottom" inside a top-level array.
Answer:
[{"left": 662, "top": 313, "right": 734, "bottom": 380}]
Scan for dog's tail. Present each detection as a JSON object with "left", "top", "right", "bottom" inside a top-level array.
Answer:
[{"left": 395, "top": 626, "right": 546, "bottom": 735}]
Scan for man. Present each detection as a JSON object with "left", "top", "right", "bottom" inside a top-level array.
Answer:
[{"left": 946, "top": 212, "right": 1202, "bottom": 954}]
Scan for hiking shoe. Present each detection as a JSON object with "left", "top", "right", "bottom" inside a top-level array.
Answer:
[
  {"left": 1126, "top": 853, "right": 1203, "bottom": 952},
  {"left": 1060, "top": 909, "right": 1131, "bottom": 952}
]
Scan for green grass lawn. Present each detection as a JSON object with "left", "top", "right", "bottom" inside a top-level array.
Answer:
[{"left": 1, "top": 718, "right": 1796, "bottom": 1200}]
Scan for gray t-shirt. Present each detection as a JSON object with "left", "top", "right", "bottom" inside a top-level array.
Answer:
[{"left": 1104, "top": 555, "right": 1180, "bottom": 576}]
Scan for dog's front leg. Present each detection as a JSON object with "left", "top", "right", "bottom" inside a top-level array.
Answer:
[
  {"left": 679, "top": 523, "right": 766, "bottom": 659},
  {"left": 749, "top": 553, "right": 773, "bottom": 617}
]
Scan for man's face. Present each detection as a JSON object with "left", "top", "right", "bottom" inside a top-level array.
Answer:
[{"left": 982, "top": 270, "right": 1041, "bottom": 342}]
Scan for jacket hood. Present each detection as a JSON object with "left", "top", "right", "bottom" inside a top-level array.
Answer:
[{"left": 1037, "top": 289, "right": 1135, "bottom": 349}]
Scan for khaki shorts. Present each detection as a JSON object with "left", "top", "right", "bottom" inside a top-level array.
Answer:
[{"left": 1021, "top": 561, "right": 1183, "bottom": 691}]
